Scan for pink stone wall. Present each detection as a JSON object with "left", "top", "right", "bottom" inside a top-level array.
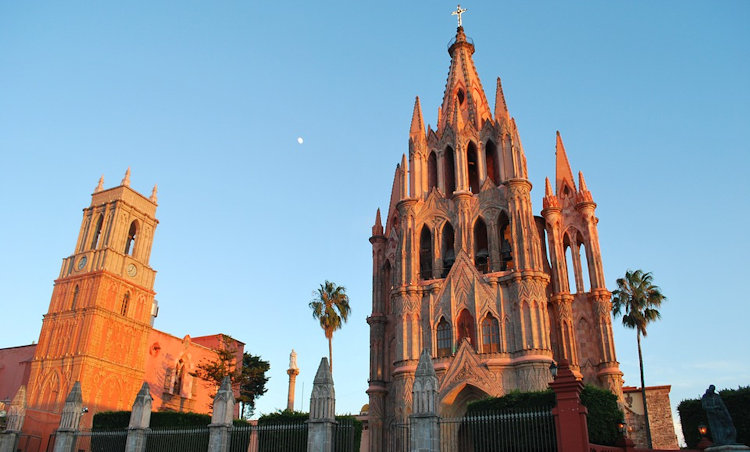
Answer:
[{"left": 0, "top": 344, "right": 36, "bottom": 402}]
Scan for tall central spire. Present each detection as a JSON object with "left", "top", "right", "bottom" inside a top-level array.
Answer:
[{"left": 438, "top": 26, "right": 493, "bottom": 134}]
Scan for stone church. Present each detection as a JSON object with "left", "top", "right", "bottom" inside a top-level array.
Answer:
[
  {"left": 0, "top": 171, "right": 243, "bottom": 446},
  {"left": 366, "top": 25, "right": 627, "bottom": 450}
]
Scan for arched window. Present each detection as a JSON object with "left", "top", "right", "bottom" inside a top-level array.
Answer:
[
  {"left": 485, "top": 140, "right": 498, "bottom": 185},
  {"left": 456, "top": 309, "right": 476, "bottom": 347},
  {"left": 71, "top": 285, "right": 79, "bottom": 310},
  {"left": 498, "top": 211, "right": 514, "bottom": 271},
  {"left": 382, "top": 260, "right": 392, "bottom": 314},
  {"left": 441, "top": 222, "right": 455, "bottom": 278},
  {"left": 467, "top": 142, "right": 480, "bottom": 194},
  {"left": 124, "top": 221, "right": 138, "bottom": 256},
  {"left": 173, "top": 359, "right": 184, "bottom": 395},
  {"left": 481, "top": 314, "right": 500, "bottom": 353},
  {"left": 91, "top": 214, "right": 103, "bottom": 249},
  {"left": 427, "top": 151, "right": 438, "bottom": 191},
  {"left": 473, "top": 217, "right": 489, "bottom": 273},
  {"left": 444, "top": 146, "right": 456, "bottom": 197},
  {"left": 121, "top": 292, "right": 130, "bottom": 316},
  {"left": 578, "top": 236, "right": 591, "bottom": 292},
  {"left": 437, "top": 318, "right": 452, "bottom": 357},
  {"left": 419, "top": 226, "right": 433, "bottom": 280}
]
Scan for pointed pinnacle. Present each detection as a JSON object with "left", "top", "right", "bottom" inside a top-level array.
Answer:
[
  {"left": 578, "top": 171, "right": 588, "bottom": 192},
  {"left": 410, "top": 96, "right": 426, "bottom": 141},
  {"left": 555, "top": 131, "right": 576, "bottom": 195},
  {"left": 545, "top": 177, "right": 553, "bottom": 197},
  {"left": 452, "top": 97, "right": 463, "bottom": 131},
  {"left": 375, "top": 208, "right": 382, "bottom": 228},
  {"left": 121, "top": 167, "right": 131, "bottom": 187},
  {"left": 95, "top": 175, "right": 104, "bottom": 193},
  {"left": 494, "top": 77, "right": 509, "bottom": 122},
  {"left": 372, "top": 208, "right": 384, "bottom": 236},
  {"left": 150, "top": 184, "right": 158, "bottom": 203}
]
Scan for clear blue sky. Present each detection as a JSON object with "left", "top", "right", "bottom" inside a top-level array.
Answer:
[{"left": 1, "top": 0, "right": 748, "bottom": 437}]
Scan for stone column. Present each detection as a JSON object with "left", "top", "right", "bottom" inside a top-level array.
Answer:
[
  {"left": 0, "top": 385, "right": 26, "bottom": 452},
  {"left": 53, "top": 382, "right": 83, "bottom": 452},
  {"left": 307, "top": 358, "right": 336, "bottom": 452},
  {"left": 125, "top": 382, "right": 152, "bottom": 452},
  {"left": 409, "top": 350, "right": 439, "bottom": 452},
  {"left": 208, "top": 376, "right": 234, "bottom": 452},
  {"left": 550, "top": 360, "right": 589, "bottom": 452},
  {"left": 287, "top": 349, "right": 300, "bottom": 411}
]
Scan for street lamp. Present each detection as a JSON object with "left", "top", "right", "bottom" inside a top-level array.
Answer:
[{"left": 549, "top": 361, "right": 558, "bottom": 378}]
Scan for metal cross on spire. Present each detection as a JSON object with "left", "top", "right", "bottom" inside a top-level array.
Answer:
[{"left": 452, "top": 4, "right": 467, "bottom": 27}]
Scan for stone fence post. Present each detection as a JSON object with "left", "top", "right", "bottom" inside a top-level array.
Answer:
[
  {"left": 0, "top": 385, "right": 26, "bottom": 452},
  {"left": 208, "top": 376, "right": 234, "bottom": 452},
  {"left": 410, "top": 350, "right": 439, "bottom": 452},
  {"left": 53, "top": 381, "right": 83, "bottom": 452},
  {"left": 550, "top": 359, "right": 589, "bottom": 452},
  {"left": 307, "top": 358, "right": 336, "bottom": 452},
  {"left": 125, "top": 382, "right": 152, "bottom": 452}
]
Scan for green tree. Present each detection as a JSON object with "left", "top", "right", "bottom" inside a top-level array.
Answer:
[
  {"left": 309, "top": 280, "right": 351, "bottom": 371},
  {"left": 611, "top": 269, "right": 666, "bottom": 449},
  {"left": 190, "top": 334, "right": 269, "bottom": 418}
]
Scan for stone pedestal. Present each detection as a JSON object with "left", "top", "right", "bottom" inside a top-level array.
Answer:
[
  {"left": 53, "top": 382, "right": 83, "bottom": 452},
  {"left": 550, "top": 360, "right": 589, "bottom": 452},
  {"left": 125, "top": 382, "right": 153, "bottom": 452},
  {"left": 307, "top": 358, "right": 336, "bottom": 452},
  {"left": 208, "top": 376, "right": 235, "bottom": 452},
  {"left": 409, "top": 350, "right": 440, "bottom": 452},
  {"left": 0, "top": 434, "right": 20, "bottom": 452}
]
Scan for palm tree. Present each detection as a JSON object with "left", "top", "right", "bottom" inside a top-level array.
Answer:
[
  {"left": 611, "top": 269, "right": 666, "bottom": 449},
  {"left": 309, "top": 280, "right": 351, "bottom": 372}
]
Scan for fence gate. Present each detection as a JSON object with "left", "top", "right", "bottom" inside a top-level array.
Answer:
[
  {"left": 439, "top": 409, "right": 557, "bottom": 452},
  {"left": 387, "top": 422, "right": 410, "bottom": 452},
  {"left": 73, "top": 429, "right": 127, "bottom": 452},
  {"left": 15, "top": 434, "right": 41, "bottom": 452}
]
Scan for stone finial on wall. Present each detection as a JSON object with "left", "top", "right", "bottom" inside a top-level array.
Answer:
[
  {"left": 309, "top": 357, "right": 335, "bottom": 421},
  {"left": 121, "top": 168, "right": 131, "bottom": 187},
  {"left": 129, "top": 382, "right": 152, "bottom": 429},
  {"left": 211, "top": 376, "right": 235, "bottom": 426},
  {"left": 59, "top": 382, "right": 83, "bottom": 430},
  {"left": 412, "top": 350, "right": 438, "bottom": 415},
  {"left": 5, "top": 385, "right": 26, "bottom": 432}
]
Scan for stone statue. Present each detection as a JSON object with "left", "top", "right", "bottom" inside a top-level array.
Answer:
[{"left": 701, "top": 384, "right": 737, "bottom": 446}]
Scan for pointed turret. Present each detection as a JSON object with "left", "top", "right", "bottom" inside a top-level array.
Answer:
[
  {"left": 577, "top": 171, "right": 594, "bottom": 204},
  {"left": 494, "top": 77, "right": 510, "bottom": 124},
  {"left": 543, "top": 177, "right": 559, "bottom": 210},
  {"left": 150, "top": 184, "right": 158, "bottom": 203},
  {"left": 372, "top": 208, "right": 384, "bottom": 236},
  {"left": 95, "top": 175, "right": 104, "bottom": 193},
  {"left": 555, "top": 131, "right": 576, "bottom": 196},
  {"left": 121, "top": 167, "right": 131, "bottom": 187},
  {"left": 410, "top": 97, "right": 426, "bottom": 142},
  {"left": 438, "top": 26, "right": 493, "bottom": 133}
]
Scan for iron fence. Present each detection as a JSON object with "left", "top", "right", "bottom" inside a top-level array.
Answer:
[
  {"left": 440, "top": 409, "right": 557, "bottom": 452},
  {"left": 253, "top": 421, "right": 307, "bottom": 452},
  {"left": 145, "top": 426, "right": 209, "bottom": 452},
  {"left": 333, "top": 418, "right": 357, "bottom": 452},
  {"left": 388, "top": 422, "right": 410, "bottom": 452},
  {"left": 74, "top": 429, "right": 127, "bottom": 452}
]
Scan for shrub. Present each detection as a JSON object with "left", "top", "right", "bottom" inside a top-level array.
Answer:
[
  {"left": 678, "top": 386, "right": 749, "bottom": 448},
  {"left": 93, "top": 410, "right": 211, "bottom": 429},
  {"left": 466, "top": 384, "right": 624, "bottom": 446}
]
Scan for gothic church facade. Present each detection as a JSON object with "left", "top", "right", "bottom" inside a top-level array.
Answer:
[{"left": 367, "top": 26, "right": 622, "bottom": 450}]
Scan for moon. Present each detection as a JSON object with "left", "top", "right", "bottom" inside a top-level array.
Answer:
[{"left": 297, "top": 137, "right": 304, "bottom": 144}]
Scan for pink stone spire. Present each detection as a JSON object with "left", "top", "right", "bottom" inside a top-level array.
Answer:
[
  {"left": 150, "top": 184, "right": 158, "bottom": 203},
  {"left": 494, "top": 77, "right": 510, "bottom": 124},
  {"left": 94, "top": 175, "right": 104, "bottom": 193},
  {"left": 372, "top": 208, "right": 384, "bottom": 236},
  {"left": 121, "top": 168, "right": 131, "bottom": 187},
  {"left": 555, "top": 131, "right": 576, "bottom": 196},
  {"left": 410, "top": 96, "right": 426, "bottom": 141}
]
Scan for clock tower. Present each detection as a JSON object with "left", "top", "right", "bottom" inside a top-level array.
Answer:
[{"left": 24, "top": 169, "right": 160, "bottom": 435}]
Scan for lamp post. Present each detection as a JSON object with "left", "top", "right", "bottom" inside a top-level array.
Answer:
[{"left": 696, "top": 424, "right": 713, "bottom": 450}]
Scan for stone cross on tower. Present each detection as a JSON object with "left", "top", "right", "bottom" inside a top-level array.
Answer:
[
  {"left": 287, "top": 349, "right": 300, "bottom": 411},
  {"left": 452, "top": 4, "right": 467, "bottom": 27}
]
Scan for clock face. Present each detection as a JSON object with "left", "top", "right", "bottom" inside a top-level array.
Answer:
[
  {"left": 127, "top": 263, "right": 137, "bottom": 277},
  {"left": 77, "top": 256, "right": 87, "bottom": 271}
]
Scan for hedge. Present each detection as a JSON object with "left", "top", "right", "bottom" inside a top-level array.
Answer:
[
  {"left": 466, "top": 385, "right": 624, "bottom": 446},
  {"left": 678, "top": 386, "right": 749, "bottom": 448},
  {"left": 93, "top": 410, "right": 248, "bottom": 429},
  {"left": 257, "top": 410, "right": 362, "bottom": 452}
]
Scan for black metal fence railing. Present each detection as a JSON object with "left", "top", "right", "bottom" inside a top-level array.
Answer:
[
  {"left": 387, "top": 422, "right": 410, "bottom": 452},
  {"left": 440, "top": 409, "right": 557, "bottom": 452},
  {"left": 253, "top": 421, "right": 308, "bottom": 452},
  {"left": 333, "top": 418, "right": 356, "bottom": 452},
  {"left": 45, "top": 433, "right": 55, "bottom": 452},
  {"left": 145, "top": 426, "right": 209, "bottom": 452},
  {"left": 74, "top": 429, "right": 128, "bottom": 452}
]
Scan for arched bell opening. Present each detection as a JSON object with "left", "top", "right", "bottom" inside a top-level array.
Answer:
[
  {"left": 444, "top": 146, "right": 456, "bottom": 198},
  {"left": 473, "top": 217, "right": 489, "bottom": 273},
  {"left": 497, "top": 211, "right": 514, "bottom": 271},
  {"left": 427, "top": 151, "right": 438, "bottom": 192},
  {"left": 419, "top": 226, "right": 433, "bottom": 280},
  {"left": 467, "top": 142, "right": 480, "bottom": 194},
  {"left": 441, "top": 222, "right": 455, "bottom": 278}
]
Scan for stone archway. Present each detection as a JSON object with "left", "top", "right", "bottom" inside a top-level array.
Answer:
[{"left": 439, "top": 382, "right": 490, "bottom": 419}]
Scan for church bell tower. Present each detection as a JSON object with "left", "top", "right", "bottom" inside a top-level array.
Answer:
[{"left": 25, "top": 169, "right": 159, "bottom": 433}]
